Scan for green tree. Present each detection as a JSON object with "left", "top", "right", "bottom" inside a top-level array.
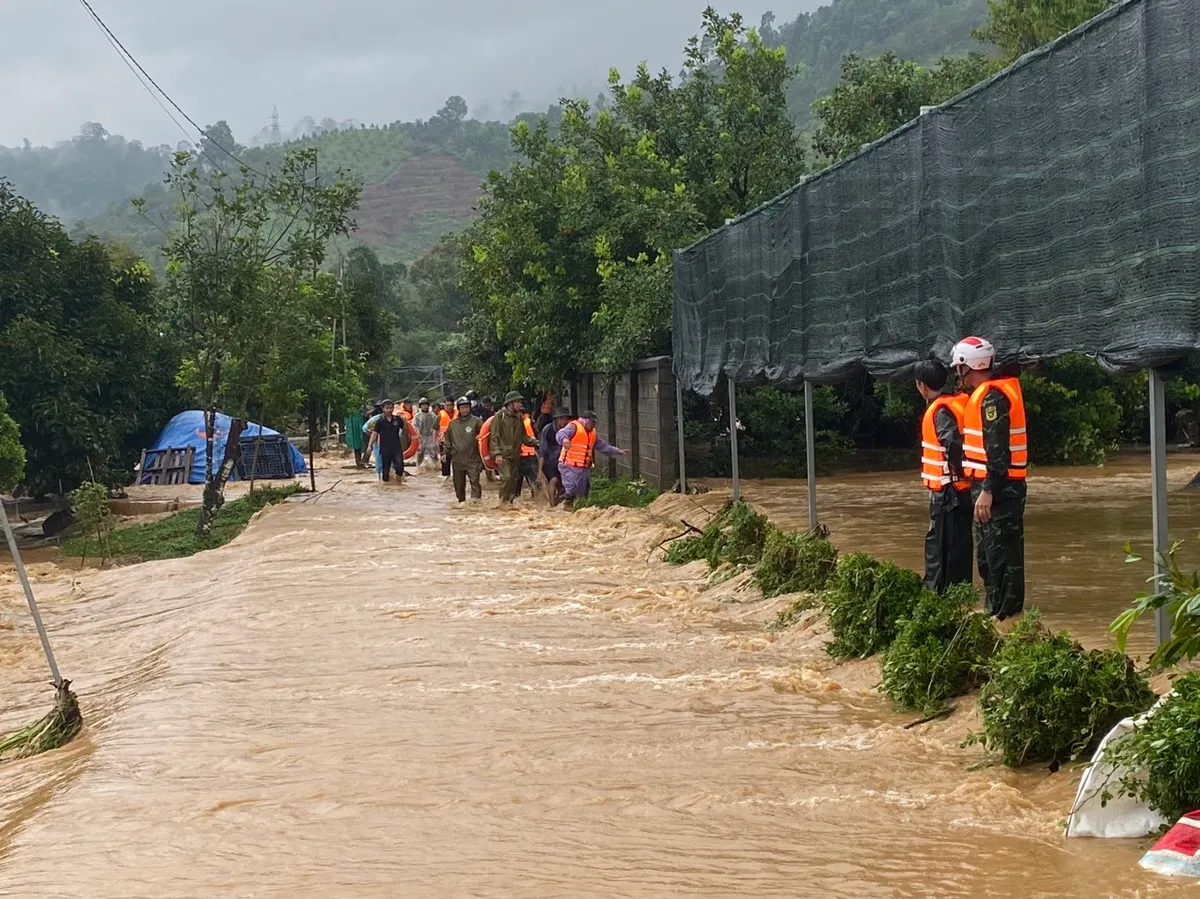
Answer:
[
  {"left": 437, "top": 96, "right": 469, "bottom": 125},
  {"left": 812, "top": 51, "right": 996, "bottom": 162},
  {"left": 150, "top": 148, "right": 360, "bottom": 534},
  {"left": 0, "top": 180, "right": 179, "bottom": 494},
  {"left": 974, "top": 0, "right": 1111, "bottom": 63},
  {"left": 0, "top": 391, "right": 25, "bottom": 493},
  {"left": 455, "top": 8, "right": 805, "bottom": 388}
]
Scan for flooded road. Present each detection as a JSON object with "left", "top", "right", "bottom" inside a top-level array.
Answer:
[{"left": 0, "top": 461, "right": 1197, "bottom": 897}]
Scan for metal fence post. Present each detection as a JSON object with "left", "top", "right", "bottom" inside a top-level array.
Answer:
[
  {"left": 1149, "top": 367, "right": 1171, "bottom": 645},
  {"left": 728, "top": 378, "right": 740, "bottom": 502},
  {"left": 804, "top": 381, "right": 818, "bottom": 530},
  {"left": 675, "top": 376, "right": 687, "bottom": 494}
]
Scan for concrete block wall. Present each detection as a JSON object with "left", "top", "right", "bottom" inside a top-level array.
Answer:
[{"left": 565, "top": 356, "right": 678, "bottom": 491}]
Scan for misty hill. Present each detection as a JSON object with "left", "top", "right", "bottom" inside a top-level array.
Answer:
[{"left": 1, "top": 0, "right": 993, "bottom": 264}]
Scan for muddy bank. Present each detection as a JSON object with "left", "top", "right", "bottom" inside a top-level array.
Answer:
[{"left": 0, "top": 468, "right": 1193, "bottom": 897}]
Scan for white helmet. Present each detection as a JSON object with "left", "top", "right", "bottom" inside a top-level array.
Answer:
[{"left": 951, "top": 336, "right": 995, "bottom": 371}]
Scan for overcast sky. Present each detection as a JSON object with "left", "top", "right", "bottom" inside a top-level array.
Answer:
[{"left": 0, "top": 0, "right": 815, "bottom": 147}]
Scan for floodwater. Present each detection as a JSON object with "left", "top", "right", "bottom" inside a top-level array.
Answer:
[{"left": 0, "top": 458, "right": 1197, "bottom": 897}]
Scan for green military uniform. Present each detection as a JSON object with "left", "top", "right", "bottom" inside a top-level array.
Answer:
[
  {"left": 444, "top": 414, "right": 483, "bottom": 502},
  {"left": 489, "top": 394, "right": 537, "bottom": 503},
  {"left": 974, "top": 386, "right": 1027, "bottom": 619}
]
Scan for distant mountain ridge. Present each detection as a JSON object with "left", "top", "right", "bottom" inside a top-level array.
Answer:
[{"left": 0, "top": 0, "right": 993, "bottom": 264}]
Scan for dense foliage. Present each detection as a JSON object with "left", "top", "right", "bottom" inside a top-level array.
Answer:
[
  {"left": 880, "top": 584, "right": 999, "bottom": 714},
  {"left": 664, "top": 501, "right": 774, "bottom": 569},
  {"left": 1112, "top": 538, "right": 1200, "bottom": 670},
  {"left": 0, "top": 180, "right": 180, "bottom": 494},
  {"left": 0, "top": 391, "right": 25, "bottom": 493},
  {"left": 756, "top": 525, "right": 839, "bottom": 599},
  {"left": 456, "top": 8, "right": 806, "bottom": 389},
  {"left": 970, "top": 611, "right": 1154, "bottom": 766},
  {"left": 1104, "top": 671, "right": 1200, "bottom": 824},
  {"left": 823, "top": 554, "right": 927, "bottom": 658}
]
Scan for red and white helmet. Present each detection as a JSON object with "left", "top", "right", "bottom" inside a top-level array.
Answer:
[{"left": 951, "top": 336, "right": 995, "bottom": 371}]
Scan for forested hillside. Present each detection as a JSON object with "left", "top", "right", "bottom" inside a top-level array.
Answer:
[
  {"left": 764, "top": 0, "right": 989, "bottom": 125},
  {"left": 1, "top": 0, "right": 997, "bottom": 265}
]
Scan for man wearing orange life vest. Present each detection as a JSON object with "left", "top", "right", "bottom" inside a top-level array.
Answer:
[
  {"left": 556, "top": 410, "right": 630, "bottom": 508},
  {"left": 915, "top": 360, "right": 973, "bottom": 593},
  {"left": 952, "top": 336, "right": 1028, "bottom": 622}
]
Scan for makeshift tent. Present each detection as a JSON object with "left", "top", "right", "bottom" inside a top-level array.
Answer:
[
  {"left": 669, "top": 0, "right": 1196, "bottom": 641},
  {"left": 147, "top": 411, "right": 307, "bottom": 485}
]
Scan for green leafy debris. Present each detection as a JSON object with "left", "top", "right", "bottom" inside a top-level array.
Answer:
[
  {"left": 823, "top": 553, "right": 926, "bottom": 659},
  {"left": 880, "top": 583, "right": 999, "bottom": 715},
  {"left": 969, "top": 610, "right": 1155, "bottom": 767},
  {"left": 1103, "top": 671, "right": 1200, "bottom": 823},
  {"left": 0, "top": 681, "right": 83, "bottom": 761},
  {"left": 755, "top": 524, "right": 838, "bottom": 599}
]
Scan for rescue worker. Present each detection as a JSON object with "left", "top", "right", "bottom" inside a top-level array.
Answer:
[
  {"left": 437, "top": 400, "right": 453, "bottom": 478},
  {"left": 516, "top": 411, "right": 541, "bottom": 498},
  {"left": 488, "top": 391, "right": 538, "bottom": 504},
  {"left": 365, "top": 400, "right": 407, "bottom": 483},
  {"left": 915, "top": 359, "right": 972, "bottom": 593},
  {"left": 344, "top": 403, "right": 368, "bottom": 468},
  {"left": 539, "top": 407, "right": 573, "bottom": 507},
  {"left": 476, "top": 396, "right": 496, "bottom": 422},
  {"left": 412, "top": 397, "right": 440, "bottom": 468},
  {"left": 556, "top": 411, "right": 629, "bottom": 508},
  {"left": 444, "top": 397, "right": 484, "bottom": 502},
  {"left": 953, "top": 336, "right": 1028, "bottom": 622}
]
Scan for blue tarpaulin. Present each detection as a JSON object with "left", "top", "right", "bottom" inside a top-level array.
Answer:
[{"left": 148, "top": 411, "right": 307, "bottom": 485}]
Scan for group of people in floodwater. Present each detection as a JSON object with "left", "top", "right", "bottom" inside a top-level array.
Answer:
[
  {"left": 338, "top": 333, "right": 1025, "bottom": 621},
  {"left": 344, "top": 392, "right": 629, "bottom": 510}
]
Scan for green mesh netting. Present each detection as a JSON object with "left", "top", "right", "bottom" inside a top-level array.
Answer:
[{"left": 672, "top": 0, "right": 1200, "bottom": 394}]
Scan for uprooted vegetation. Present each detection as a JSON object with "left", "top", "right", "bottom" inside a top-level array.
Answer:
[
  {"left": 1103, "top": 670, "right": 1200, "bottom": 823},
  {"left": 880, "top": 584, "right": 1000, "bottom": 715},
  {"left": 967, "top": 611, "right": 1155, "bottom": 767},
  {"left": 823, "top": 554, "right": 926, "bottom": 659},
  {"left": 664, "top": 501, "right": 838, "bottom": 602}
]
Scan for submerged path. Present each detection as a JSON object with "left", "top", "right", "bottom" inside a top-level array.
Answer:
[{"left": 0, "top": 469, "right": 1194, "bottom": 897}]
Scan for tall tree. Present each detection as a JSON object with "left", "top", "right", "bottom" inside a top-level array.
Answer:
[
  {"left": 974, "top": 0, "right": 1112, "bottom": 63},
  {"left": 811, "top": 52, "right": 996, "bottom": 162},
  {"left": 150, "top": 148, "right": 361, "bottom": 534}
]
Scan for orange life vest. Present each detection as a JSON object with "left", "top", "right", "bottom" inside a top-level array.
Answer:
[
  {"left": 540, "top": 393, "right": 554, "bottom": 416},
  {"left": 921, "top": 393, "right": 970, "bottom": 491},
  {"left": 560, "top": 420, "right": 596, "bottom": 469},
  {"left": 437, "top": 409, "right": 451, "bottom": 439},
  {"left": 521, "top": 415, "right": 537, "bottom": 457},
  {"left": 963, "top": 377, "right": 1028, "bottom": 481},
  {"left": 477, "top": 416, "right": 498, "bottom": 471}
]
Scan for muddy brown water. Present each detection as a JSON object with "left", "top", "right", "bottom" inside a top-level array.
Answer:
[{"left": 0, "top": 460, "right": 1197, "bottom": 897}]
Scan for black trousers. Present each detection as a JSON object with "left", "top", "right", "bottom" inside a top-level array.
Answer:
[
  {"left": 924, "top": 487, "right": 974, "bottom": 594},
  {"left": 452, "top": 460, "right": 482, "bottom": 501},
  {"left": 379, "top": 448, "right": 405, "bottom": 481},
  {"left": 973, "top": 479, "right": 1027, "bottom": 619},
  {"left": 516, "top": 456, "right": 540, "bottom": 497},
  {"left": 441, "top": 446, "right": 452, "bottom": 477}
]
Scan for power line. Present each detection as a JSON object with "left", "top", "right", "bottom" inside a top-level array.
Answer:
[{"left": 73, "top": 0, "right": 265, "bottom": 176}]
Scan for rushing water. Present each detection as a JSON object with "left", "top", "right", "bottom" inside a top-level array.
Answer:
[{"left": 0, "top": 458, "right": 1198, "bottom": 897}]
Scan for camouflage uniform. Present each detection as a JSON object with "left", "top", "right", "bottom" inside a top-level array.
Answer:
[
  {"left": 973, "top": 386, "right": 1026, "bottom": 619},
  {"left": 444, "top": 415, "right": 483, "bottom": 502}
]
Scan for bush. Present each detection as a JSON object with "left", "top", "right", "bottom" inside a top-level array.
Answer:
[
  {"left": 1112, "top": 539, "right": 1200, "bottom": 670},
  {"left": 574, "top": 473, "right": 659, "bottom": 510},
  {"left": 969, "top": 610, "right": 1155, "bottom": 767},
  {"left": 755, "top": 524, "right": 838, "bottom": 598},
  {"left": 663, "top": 501, "right": 771, "bottom": 568},
  {"left": 823, "top": 553, "right": 927, "bottom": 658},
  {"left": 1104, "top": 671, "right": 1200, "bottom": 823},
  {"left": 0, "top": 390, "right": 24, "bottom": 493},
  {"left": 880, "top": 584, "right": 999, "bottom": 714},
  {"left": 69, "top": 480, "right": 113, "bottom": 565}
]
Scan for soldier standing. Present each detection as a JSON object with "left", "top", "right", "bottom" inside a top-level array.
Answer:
[
  {"left": 444, "top": 397, "right": 484, "bottom": 502},
  {"left": 952, "top": 337, "right": 1028, "bottom": 622}
]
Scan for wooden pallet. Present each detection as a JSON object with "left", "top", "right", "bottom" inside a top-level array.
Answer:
[{"left": 137, "top": 446, "right": 195, "bottom": 485}]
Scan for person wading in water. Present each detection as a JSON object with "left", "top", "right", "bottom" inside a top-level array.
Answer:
[
  {"left": 953, "top": 336, "right": 1028, "bottom": 624},
  {"left": 366, "top": 400, "right": 408, "bottom": 483},
  {"left": 444, "top": 397, "right": 484, "bottom": 502},
  {"left": 915, "top": 359, "right": 972, "bottom": 593},
  {"left": 555, "top": 411, "right": 629, "bottom": 509}
]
